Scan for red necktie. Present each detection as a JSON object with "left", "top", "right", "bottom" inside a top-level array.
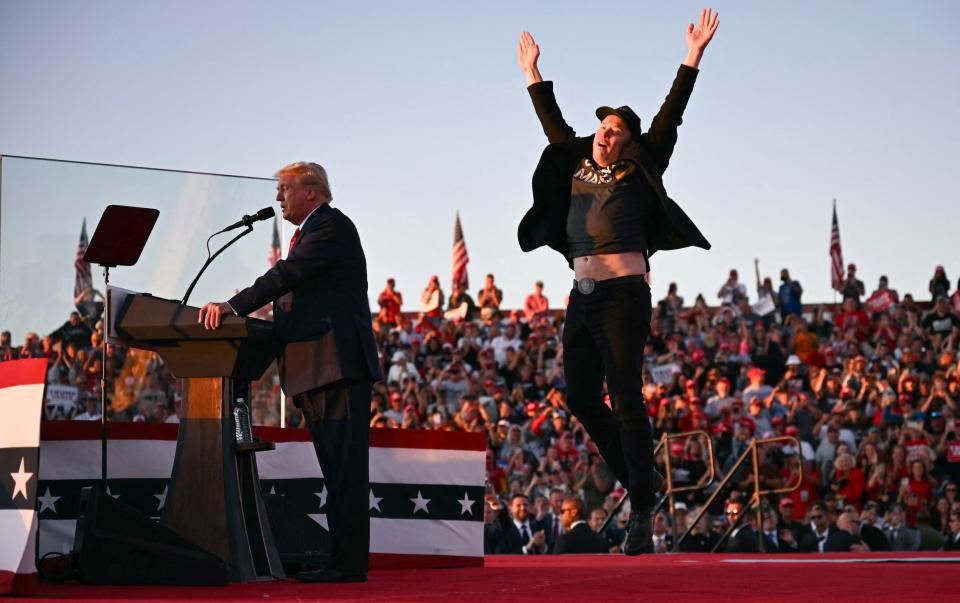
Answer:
[{"left": 288, "top": 227, "right": 300, "bottom": 255}]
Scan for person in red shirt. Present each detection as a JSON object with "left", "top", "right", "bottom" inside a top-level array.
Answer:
[
  {"left": 884, "top": 444, "right": 911, "bottom": 503},
  {"left": 858, "top": 440, "right": 887, "bottom": 505},
  {"left": 781, "top": 453, "right": 820, "bottom": 519},
  {"left": 833, "top": 298, "right": 870, "bottom": 342},
  {"left": 376, "top": 278, "right": 403, "bottom": 327},
  {"left": 523, "top": 280, "right": 550, "bottom": 324},
  {"left": 830, "top": 453, "right": 865, "bottom": 511},
  {"left": 902, "top": 459, "right": 935, "bottom": 509}
]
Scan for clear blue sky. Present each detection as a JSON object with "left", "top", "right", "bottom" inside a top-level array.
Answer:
[{"left": 1, "top": 1, "right": 957, "bottom": 331}]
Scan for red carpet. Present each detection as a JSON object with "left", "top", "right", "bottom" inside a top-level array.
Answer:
[{"left": 22, "top": 553, "right": 960, "bottom": 602}]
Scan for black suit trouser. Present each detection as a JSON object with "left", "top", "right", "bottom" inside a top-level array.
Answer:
[
  {"left": 296, "top": 379, "right": 372, "bottom": 574},
  {"left": 562, "top": 276, "right": 654, "bottom": 512}
]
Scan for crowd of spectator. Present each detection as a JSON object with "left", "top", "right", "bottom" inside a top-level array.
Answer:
[
  {"left": 0, "top": 287, "right": 282, "bottom": 426},
  {"left": 4, "top": 263, "right": 960, "bottom": 554},
  {"left": 369, "top": 264, "right": 960, "bottom": 554}
]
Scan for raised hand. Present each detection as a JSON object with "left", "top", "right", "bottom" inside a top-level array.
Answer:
[
  {"left": 518, "top": 31, "right": 543, "bottom": 86},
  {"left": 683, "top": 8, "right": 720, "bottom": 68}
]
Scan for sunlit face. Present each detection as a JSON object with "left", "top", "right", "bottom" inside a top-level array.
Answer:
[
  {"left": 592, "top": 115, "right": 631, "bottom": 167},
  {"left": 589, "top": 509, "right": 606, "bottom": 533},
  {"left": 560, "top": 502, "right": 581, "bottom": 530},
  {"left": 276, "top": 175, "right": 318, "bottom": 225},
  {"left": 510, "top": 496, "right": 530, "bottom": 522}
]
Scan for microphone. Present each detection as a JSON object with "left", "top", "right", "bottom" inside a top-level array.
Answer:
[{"left": 220, "top": 207, "right": 275, "bottom": 232}]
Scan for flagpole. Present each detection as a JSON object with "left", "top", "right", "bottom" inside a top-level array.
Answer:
[{"left": 832, "top": 199, "right": 838, "bottom": 309}]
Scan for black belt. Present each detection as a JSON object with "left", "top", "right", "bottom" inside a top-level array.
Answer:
[{"left": 572, "top": 274, "right": 647, "bottom": 295}]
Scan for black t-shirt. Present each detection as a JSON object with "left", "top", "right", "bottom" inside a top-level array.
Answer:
[
  {"left": 566, "top": 160, "right": 657, "bottom": 260},
  {"left": 922, "top": 311, "right": 960, "bottom": 336}
]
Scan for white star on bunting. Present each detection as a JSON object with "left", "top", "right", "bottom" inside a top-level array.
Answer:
[
  {"left": 457, "top": 491, "right": 475, "bottom": 516},
  {"left": 369, "top": 488, "right": 383, "bottom": 512},
  {"left": 10, "top": 457, "right": 33, "bottom": 500},
  {"left": 155, "top": 485, "right": 168, "bottom": 511},
  {"left": 308, "top": 513, "right": 329, "bottom": 531},
  {"left": 410, "top": 490, "right": 431, "bottom": 514},
  {"left": 38, "top": 487, "right": 61, "bottom": 513},
  {"left": 315, "top": 486, "right": 328, "bottom": 509}
]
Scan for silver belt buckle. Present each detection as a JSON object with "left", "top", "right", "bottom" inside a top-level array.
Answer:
[{"left": 576, "top": 277, "right": 596, "bottom": 295}]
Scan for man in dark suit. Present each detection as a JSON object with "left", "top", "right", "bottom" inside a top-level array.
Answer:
[
  {"left": 725, "top": 500, "right": 761, "bottom": 553},
  {"left": 515, "top": 8, "right": 718, "bottom": 557},
  {"left": 884, "top": 504, "right": 921, "bottom": 552},
  {"left": 541, "top": 488, "right": 566, "bottom": 552},
  {"left": 761, "top": 508, "right": 798, "bottom": 553},
  {"left": 834, "top": 510, "right": 871, "bottom": 552},
  {"left": 553, "top": 497, "right": 609, "bottom": 554},
  {"left": 200, "top": 161, "right": 382, "bottom": 583},
  {"left": 944, "top": 512, "right": 960, "bottom": 551},
  {"left": 798, "top": 502, "right": 858, "bottom": 553},
  {"left": 487, "top": 494, "right": 549, "bottom": 554}
]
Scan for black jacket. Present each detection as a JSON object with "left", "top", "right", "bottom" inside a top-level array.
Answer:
[
  {"left": 486, "top": 508, "right": 548, "bottom": 555},
  {"left": 553, "top": 522, "right": 610, "bottom": 554},
  {"left": 860, "top": 523, "right": 891, "bottom": 552},
  {"left": 800, "top": 526, "right": 859, "bottom": 552},
  {"left": 229, "top": 204, "right": 383, "bottom": 395},
  {"left": 726, "top": 525, "right": 761, "bottom": 553},
  {"left": 518, "top": 65, "right": 710, "bottom": 266}
]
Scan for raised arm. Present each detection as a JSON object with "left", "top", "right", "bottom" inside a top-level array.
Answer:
[
  {"left": 519, "top": 31, "right": 577, "bottom": 144},
  {"left": 683, "top": 8, "right": 720, "bottom": 69},
  {"left": 644, "top": 8, "right": 719, "bottom": 171},
  {"left": 518, "top": 31, "right": 542, "bottom": 87}
]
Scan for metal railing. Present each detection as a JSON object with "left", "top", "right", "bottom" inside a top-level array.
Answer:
[
  {"left": 658, "top": 430, "right": 716, "bottom": 551},
  {"left": 599, "top": 430, "right": 717, "bottom": 542},
  {"left": 676, "top": 435, "right": 804, "bottom": 553}
]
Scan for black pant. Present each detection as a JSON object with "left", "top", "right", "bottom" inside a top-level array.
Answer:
[
  {"left": 296, "top": 379, "right": 372, "bottom": 574},
  {"left": 562, "top": 276, "right": 654, "bottom": 511}
]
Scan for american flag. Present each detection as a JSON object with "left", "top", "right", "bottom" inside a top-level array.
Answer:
[
  {"left": 452, "top": 212, "right": 469, "bottom": 291},
  {"left": 269, "top": 216, "right": 282, "bottom": 267},
  {"left": 830, "top": 200, "right": 844, "bottom": 291},
  {"left": 74, "top": 218, "right": 92, "bottom": 297}
]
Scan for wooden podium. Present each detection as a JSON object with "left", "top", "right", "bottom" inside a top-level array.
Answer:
[{"left": 110, "top": 290, "right": 285, "bottom": 582}]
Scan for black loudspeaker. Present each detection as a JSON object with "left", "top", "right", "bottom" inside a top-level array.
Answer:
[
  {"left": 73, "top": 486, "right": 229, "bottom": 585},
  {"left": 264, "top": 491, "right": 330, "bottom": 567}
]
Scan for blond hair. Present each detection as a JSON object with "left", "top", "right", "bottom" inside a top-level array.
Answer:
[{"left": 275, "top": 161, "right": 332, "bottom": 201}]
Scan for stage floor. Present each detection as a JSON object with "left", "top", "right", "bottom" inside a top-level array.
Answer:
[{"left": 27, "top": 553, "right": 960, "bottom": 602}]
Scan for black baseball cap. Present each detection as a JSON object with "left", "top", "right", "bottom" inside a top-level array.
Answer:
[{"left": 596, "top": 105, "right": 642, "bottom": 140}]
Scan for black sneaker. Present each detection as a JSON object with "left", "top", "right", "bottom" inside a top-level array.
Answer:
[{"left": 623, "top": 509, "right": 653, "bottom": 556}]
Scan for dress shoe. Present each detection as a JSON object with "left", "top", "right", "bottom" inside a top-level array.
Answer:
[
  {"left": 295, "top": 568, "right": 367, "bottom": 583},
  {"left": 623, "top": 509, "right": 654, "bottom": 556}
]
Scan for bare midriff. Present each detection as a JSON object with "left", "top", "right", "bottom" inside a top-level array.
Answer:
[{"left": 573, "top": 251, "right": 648, "bottom": 281}]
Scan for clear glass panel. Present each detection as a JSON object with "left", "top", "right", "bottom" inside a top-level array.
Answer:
[{"left": 0, "top": 155, "right": 290, "bottom": 425}]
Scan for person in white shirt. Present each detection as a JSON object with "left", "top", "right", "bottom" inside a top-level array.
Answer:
[{"left": 72, "top": 396, "right": 101, "bottom": 421}]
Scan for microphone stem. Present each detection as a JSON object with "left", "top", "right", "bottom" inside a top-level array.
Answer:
[{"left": 180, "top": 225, "right": 254, "bottom": 306}]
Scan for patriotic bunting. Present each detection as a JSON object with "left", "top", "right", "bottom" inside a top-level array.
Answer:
[
  {"left": 0, "top": 359, "right": 47, "bottom": 596},
  {"left": 37, "top": 422, "right": 484, "bottom": 570}
]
